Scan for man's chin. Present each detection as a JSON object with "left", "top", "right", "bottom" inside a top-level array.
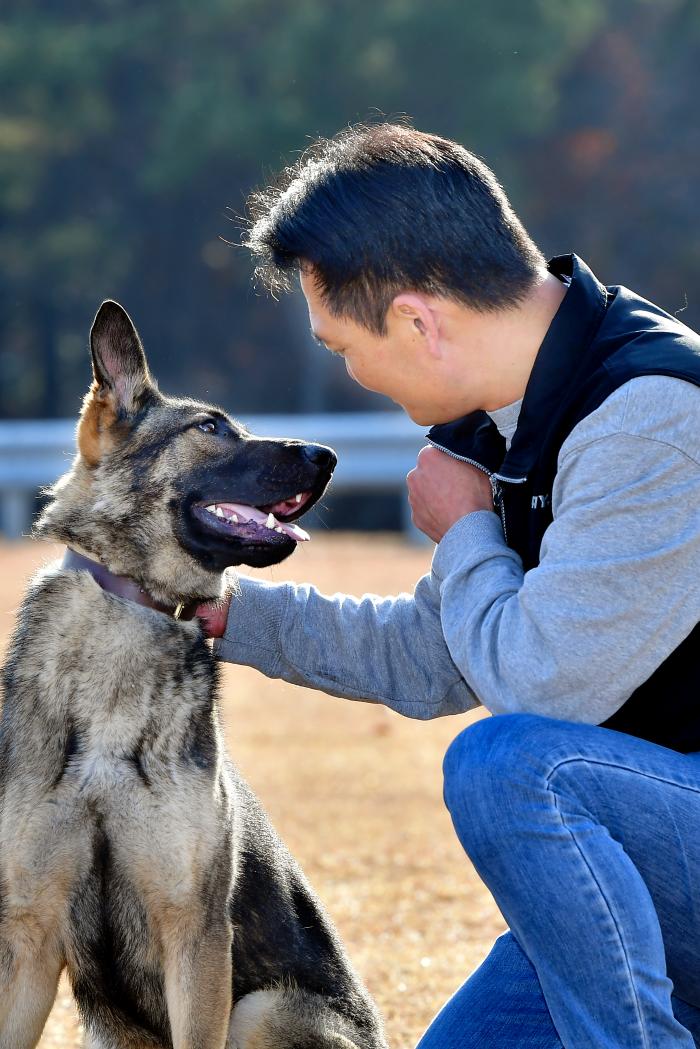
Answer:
[
  {"left": 396, "top": 394, "right": 474, "bottom": 425},
  {"left": 404, "top": 405, "right": 453, "bottom": 427},
  {"left": 402, "top": 404, "right": 433, "bottom": 426}
]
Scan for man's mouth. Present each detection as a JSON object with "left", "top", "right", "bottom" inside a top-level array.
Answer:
[{"left": 191, "top": 489, "right": 315, "bottom": 545}]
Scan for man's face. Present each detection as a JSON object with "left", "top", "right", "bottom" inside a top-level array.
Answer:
[{"left": 299, "top": 268, "right": 465, "bottom": 425}]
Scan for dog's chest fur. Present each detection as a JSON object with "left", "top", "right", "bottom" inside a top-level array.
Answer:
[
  {"left": 4, "top": 563, "right": 219, "bottom": 779},
  {"left": 0, "top": 564, "right": 233, "bottom": 997}
]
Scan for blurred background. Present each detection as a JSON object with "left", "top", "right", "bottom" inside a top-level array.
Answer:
[{"left": 1, "top": 0, "right": 699, "bottom": 534}]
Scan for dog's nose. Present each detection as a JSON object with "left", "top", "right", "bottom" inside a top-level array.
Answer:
[{"left": 302, "top": 444, "right": 337, "bottom": 469}]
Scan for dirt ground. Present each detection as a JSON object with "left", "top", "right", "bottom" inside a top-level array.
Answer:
[{"left": 0, "top": 534, "right": 505, "bottom": 1049}]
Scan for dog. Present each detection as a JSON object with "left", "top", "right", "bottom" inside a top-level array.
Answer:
[{"left": 0, "top": 300, "right": 388, "bottom": 1049}]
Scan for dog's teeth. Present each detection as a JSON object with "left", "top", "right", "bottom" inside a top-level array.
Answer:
[
  {"left": 232, "top": 514, "right": 238, "bottom": 523},
  {"left": 205, "top": 504, "right": 217, "bottom": 513},
  {"left": 295, "top": 493, "right": 303, "bottom": 503},
  {"left": 266, "top": 513, "right": 276, "bottom": 529},
  {"left": 215, "top": 507, "right": 225, "bottom": 518},
  {"left": 275, "top": 526, "right": 284, "bottom": 533}
]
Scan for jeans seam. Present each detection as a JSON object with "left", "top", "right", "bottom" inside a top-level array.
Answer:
[
  {"left": 545, "top": 754, "right": 700, "bottom": 797},
  {"left": 545, "top": 757, "right": 654, "bottom": 1049}
]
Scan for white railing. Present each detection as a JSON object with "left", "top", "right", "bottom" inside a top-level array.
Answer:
[{"left": 0, "top": 414, "right": 429, "bottom": 538}]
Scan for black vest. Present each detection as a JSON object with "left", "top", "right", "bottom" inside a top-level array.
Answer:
[{"left": 427, "top": 254, "right": 700, "bottom": 753}]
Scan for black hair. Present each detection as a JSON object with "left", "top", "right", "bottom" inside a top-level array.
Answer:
[{"left": 244, "top": 123, "right": 545, "bottom": 335}]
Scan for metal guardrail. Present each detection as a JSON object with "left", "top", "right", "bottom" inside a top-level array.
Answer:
[{"left": 0, "top": 414, "right": 429, "bottom": 538}]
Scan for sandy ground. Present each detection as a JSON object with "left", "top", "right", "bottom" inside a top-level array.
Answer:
[{"left": 0, "top": 534, "right": 504, "bottom": 1049}]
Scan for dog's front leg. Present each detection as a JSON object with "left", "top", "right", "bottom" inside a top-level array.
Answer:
[
  {"left": 0, "top": 927, "right": 64, "bottom": 1049},
  {"left": 162, "top": 917, "right": 233, "bottom": 1049}
]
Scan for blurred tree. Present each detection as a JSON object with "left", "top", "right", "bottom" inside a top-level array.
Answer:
[
  {"left": 1, "top": 0, "right": 697, "bottom": 421},
  {"left": 524, "top": 0, "right": 700, "bottom": 330}
]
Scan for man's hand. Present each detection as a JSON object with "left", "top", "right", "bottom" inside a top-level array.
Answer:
[
  {"left": 196, "top": 595, "right": 232, "bottom": 638},
  {"left": 407, "top": 445, "right": 494, "bottom": 543}
]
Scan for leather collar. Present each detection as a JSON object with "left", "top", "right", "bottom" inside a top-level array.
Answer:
[{"left": 61, "top": 548, "right": 199, "bottom": 621}]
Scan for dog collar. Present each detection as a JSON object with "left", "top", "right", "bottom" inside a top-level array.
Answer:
[{"left": 61, "top": 548, "right": 199, "bottom": 621}]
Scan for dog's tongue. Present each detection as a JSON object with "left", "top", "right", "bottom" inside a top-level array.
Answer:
[{"left": 210, "top": 502, "right": 310, "bottom": 542}]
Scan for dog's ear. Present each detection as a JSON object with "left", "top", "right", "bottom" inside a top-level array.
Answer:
[
  {"left": 78, "top": 301, "right": 156, "bottom": 466},
  {"left": 89, "top": 300, "right": 153, "bottom": 412}
]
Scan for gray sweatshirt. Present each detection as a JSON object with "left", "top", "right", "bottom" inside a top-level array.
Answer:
[{"left": 214, "top": 375, "right": 700, "bottom": 726}]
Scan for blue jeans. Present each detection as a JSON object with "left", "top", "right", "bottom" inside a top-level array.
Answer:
[{"left": 417, "top": 714, "right": 700, "bottom": 1048}]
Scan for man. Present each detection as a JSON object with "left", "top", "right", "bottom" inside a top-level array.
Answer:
[{"left": 201, "top": 124, "right": 700, "bottom": 1047}]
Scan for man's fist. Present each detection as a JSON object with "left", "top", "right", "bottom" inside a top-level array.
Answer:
[{"left": 406, "top": 445, "right": 494, "bottom": 543}]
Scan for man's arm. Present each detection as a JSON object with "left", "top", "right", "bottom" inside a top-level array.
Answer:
[
  {"left": 213, "top": 570, "right": 481, "bottom": 719},
  {"left": 434, "top": 376, "right": 700, "bottom": 723},
  {"left": 214, "top": 375, "right": 700, "bottom": 726}
]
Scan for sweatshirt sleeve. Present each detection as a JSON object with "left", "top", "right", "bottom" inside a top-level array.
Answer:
[
  {"left": 215, "top": 375, "right": 700, "bottom": 725},
  {"left": 213, "top": 570, "right": 480, "bottom": 719},
  {"left": 210, "top": 566, "right": 478, "bottom": 721},
  {"left": 433, "top": 378, "right": 700, "bottom": 724}
]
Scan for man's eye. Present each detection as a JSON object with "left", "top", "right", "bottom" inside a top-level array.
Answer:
[{"left": 196, "top": 420, "right": 218, "bottom": 435}]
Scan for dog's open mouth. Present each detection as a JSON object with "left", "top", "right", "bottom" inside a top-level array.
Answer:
[{"left": 190, "top": 489, "right": 315, "bottom": 546}]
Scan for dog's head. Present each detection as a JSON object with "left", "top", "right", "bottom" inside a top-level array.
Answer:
[{"left": 35, "top": 301, "right": 336, "bottom": 604}]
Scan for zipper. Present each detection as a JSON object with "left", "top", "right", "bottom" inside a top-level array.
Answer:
[
  {"left": 490, "top": 476, "right": 508, "bottom": 544},
  {"left": 426, "top": 437, "right": 527, "bottom": 545},
  {"left": 490, "top": 471, "right": 528, "bottom": 548},
  {"left": 425, "top": 438, "right": 494, "bottom": 475}
]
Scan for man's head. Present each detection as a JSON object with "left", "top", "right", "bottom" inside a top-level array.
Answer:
[{"left": 244, "top": 123, "right": 555, "bottom": 422}]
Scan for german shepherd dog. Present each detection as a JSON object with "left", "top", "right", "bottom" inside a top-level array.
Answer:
[{"left": 0, "top": 302, "right": 387, "bottom": 1049}]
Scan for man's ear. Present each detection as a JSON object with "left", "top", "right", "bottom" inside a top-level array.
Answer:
[
  {"left": 89, "top": 300, "right": 153, "bottom": 414},
  {"left": 390, "top": 293, "right": 441, "bottom": 358},
  {"left": 78, "top": 300, "right": 155, "bottom": 466}
]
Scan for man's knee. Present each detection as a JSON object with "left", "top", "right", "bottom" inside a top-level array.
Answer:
[
  {"left": 442, "top": 713, "right": 570, "bottom": 839},
  {"left": 444, "top": 713, "right": 534, "bottom": 793},
  {"left": 442, "top": 715, "right": 529, "bottom": 864}
]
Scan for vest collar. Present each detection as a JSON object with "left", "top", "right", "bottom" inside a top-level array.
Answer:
[
  {"left": 61, "top": 547, "right": 199, "bottom": 621},
  {"left": 426, "top": 254, "right": 609, "bottom": 480}
]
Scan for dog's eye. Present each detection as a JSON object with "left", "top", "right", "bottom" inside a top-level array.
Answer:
[{"left": 196, "top": 419, "right": 218, "bottom": 435}]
